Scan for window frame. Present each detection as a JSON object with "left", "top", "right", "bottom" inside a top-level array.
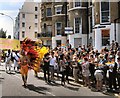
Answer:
[
  {"left": 55, "top": 22, "right": 62, "bottom": 35},
  {"left": 22, "top": 14, "right": 25, "bottom": 18},
  {"left": 55, "top": 6, "right": 62, "bottom": 15},
  {"left": 101, "top": 29, "right": 110, "bottom": 46},
  {"left": 34, "top": 32, "right": 37, "bottom": 38},
  {"left": 35, "top": 23, "right": 37, "bottom": 28},
  {"left": 74, "top": 1, "right": 82, "bottom": 7},
  {"left": 22, "top": 22, "right": 25, "bottom": 27},
  {"left": 74, "top": 17, "right": 82, "bottom": 34},
  {"left": 100, "top": 0, "right": 110, "bottom": 24},
  {"left": 22, "top": 31, "right": 25, "bottom": 38},
  {"left": 46, "top": 8, "right": 52, "bottom": 17},
  {"left": 35, "top": 7, "right": 38, "bottom": 11},
  {"left": 35, "top": 15, "right": 38, "bottom": 19}
]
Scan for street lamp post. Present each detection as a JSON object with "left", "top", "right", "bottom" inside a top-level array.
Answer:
[{"left": 0, "top": 13, "right": 14, "bottom": 39}]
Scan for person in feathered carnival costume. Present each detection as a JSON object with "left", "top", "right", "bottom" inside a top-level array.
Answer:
[
  {"left": 20, "top": 37, "right": 49, "bottom": 78},
  {"left": 32, "top": 40, "right": 49, "bottom": 77},
  {"left": 18, "top": 50, "right": 30, "bottom": 87}
]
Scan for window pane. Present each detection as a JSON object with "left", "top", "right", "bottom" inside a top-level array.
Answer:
[
  {"left": 22, "top": 31, "right": 25, "bottom": 38},
  {"left": 35, "top": 15, "right": 37, "bottom": 19},
  {"left": 47, "top": 26, "right": 52, "bottom": 33},
  {"left": 75, "top": 2, "right": 82, "bottom": 7},
  {"left": 55, "top": 7, "right": 62, "bottom": 14},
  {"left": 35, "top": 32, "right": 37, "bottom": 38},
  {"left": 102, "top": 30, "right": 110, "bottom": 46},
  {"left": 101, "top": 1, "right": 110, "bottom": 23},
  {"left": 35, "top": 23, "right": 37, "bottom": 27},
  {"left": 22, "top": 14, "right": 25, "bottom": 18},
  {"left": 35, "top": 7, "right": 38, "bottom": 11},
  {"left": 47, "top": 8, "right": 52, "bottom": 16},
  {"left": 101, "top": 2, "right": 109, "bottom": 11},
  {"left": 75, "top": 17, "right": 82, "bottom": 33},
  {"left": 56, "top": 23, "right": 62, "bottom": 35},
  {"left": 22, "top": 22, "right": 25, "bottom": 27}
]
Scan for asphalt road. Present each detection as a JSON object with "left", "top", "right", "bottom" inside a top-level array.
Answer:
[{"left": 0, "top": 63, "right": 111, "bottom": 97}]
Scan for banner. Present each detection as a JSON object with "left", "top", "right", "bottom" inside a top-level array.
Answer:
[{"left": 0, "top": 38, "right": 20, "bottom": 50}]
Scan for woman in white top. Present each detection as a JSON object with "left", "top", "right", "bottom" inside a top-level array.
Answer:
[
  {"left": 49, "top": 52, "right": 56, "bottom": 82},
  {"left": 81, "top": 57, "right": 90, "bottom": 87}
]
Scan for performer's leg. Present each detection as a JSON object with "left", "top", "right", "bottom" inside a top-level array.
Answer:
[
  {"left": 34, "top": 70, "right": 38, "bottom": 77},
  {"left": 25, "top": 75, "right": 28, "bottom": 86},
  {"left": 22, "top": 75, "right": 25, "bottom": 85}
]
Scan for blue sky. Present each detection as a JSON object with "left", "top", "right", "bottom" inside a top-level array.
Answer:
[
  {"left": 0, "top": 0, "right": 24, "bottom": 38},
  {"left": 0, "top": 0, "right": 40, "bottom": 39}
]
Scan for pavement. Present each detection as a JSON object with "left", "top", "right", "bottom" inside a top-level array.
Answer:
[{"left": 0, "top": 62, "right": 119, "bottom": 97}]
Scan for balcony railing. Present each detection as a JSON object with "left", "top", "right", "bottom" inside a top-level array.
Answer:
[{"left": 38, "top": 32, "right": 52, "bottom": 38}]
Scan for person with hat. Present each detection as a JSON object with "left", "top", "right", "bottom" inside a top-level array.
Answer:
[
  {"left": 106, "top": 55, "right": 117, "bottom": 91},
  {"left": 94, "top": 54, "right": 105, "bottom": 91}
]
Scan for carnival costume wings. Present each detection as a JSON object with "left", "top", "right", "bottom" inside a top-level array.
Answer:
[{"left": 21, "top": 37, "right": 49, "bottom": 72}]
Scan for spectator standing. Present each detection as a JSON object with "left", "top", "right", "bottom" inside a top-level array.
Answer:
[
  {"left": 43, "top": 53, "right": 51, "bottom": 83},
  {"left": 106, "top": 55, "right": 117, "bottom": 91},
  {"left": 81, "top": 57, "right": 90, "bottom": 87},
  {"left": 117, "top": 57, "right": 120, "bottom": 90},
  {"left": 72, "top": 54, "right": 79, "bottom": 83},
  {"left": 49, "top": 52, "right": 56, "bottom": 82},
  {"left": 59, "top": 54, "right": 67, "bottom": 86}
]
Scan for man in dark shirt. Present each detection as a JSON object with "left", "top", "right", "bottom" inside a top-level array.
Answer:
[{"left": 43, "top": 53, "right": 51, "bottom": 83}]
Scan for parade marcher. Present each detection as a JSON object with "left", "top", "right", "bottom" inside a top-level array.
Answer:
[
  {"left": 43, "top": 53, "right": 51, "bottom": 83},
  {"left": 5, "top": 49, "right": 12, "bottom": 73},
  {"left": 13, "top": 51, "right": 20, "bottom": 72},
  {"left": 18, "top": 50, "right": 30, "bottom": 87}
]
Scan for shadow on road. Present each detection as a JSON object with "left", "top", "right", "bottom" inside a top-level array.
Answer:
[
  {"left": 26, "top": 84, "right": 51, "bottom": 95},
  {"left": 6, "top": 72, "right": 16, "bottom": 75}
]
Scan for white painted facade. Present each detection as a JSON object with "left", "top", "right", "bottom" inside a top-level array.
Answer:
[
  {"left": 116, "top": 23, "right": 120, "bottom": 44},
  {"left": 94, "top": 23, "right": 120, "bottom": 51},
  {"left": 52, "top": 36, "right": 67, "bottom": 49},
  {"left": 14, "top": 1, "right": 41, "bottom": 41},
  {"left": 67, "top": 33, "right": 87, "bottom": 48}
]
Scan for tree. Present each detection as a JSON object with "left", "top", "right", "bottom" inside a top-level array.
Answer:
[
  {"left": 0, "top": 28, "right": 7, "bottom": 38},
  {"left": 8, "top": 35, "right": 11, "bottom": 39}
]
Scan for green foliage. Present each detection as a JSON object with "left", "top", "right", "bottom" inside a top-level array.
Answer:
[
  {"left": 8, "top": 35, "right": 11, "bottom": 39},
  {"left": 0, "top": 28, "right": 7, "bottom": 38}
]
